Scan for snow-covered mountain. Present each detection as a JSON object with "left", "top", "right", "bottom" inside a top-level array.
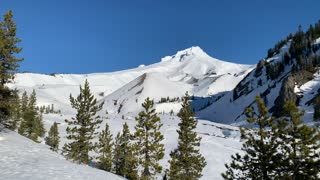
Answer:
[
  {"left": 5, "top": 46, "right": 250, "bottom": 180},
  {"left": 8, "top": 46, "right": 252, "bottom": 116},
  {"left": 5, "top": 36, "right": 320, "bottom": 179},
  {"left": 199, "top": 37, "right": 320, "bottom": 125}
]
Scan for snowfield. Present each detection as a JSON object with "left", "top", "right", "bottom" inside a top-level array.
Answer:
[
  {"left": 39, "top": 113, "right": 243, "bottom": 180},
  {"left": 0, "top": 114, "right": 243, "bottom": 180},
  {"left": 0, "top": 128, "right": 124, "bottom": 180},
  {"left": 2, "top": 46, "right": 247, "bottom": 179},
  {"left": 7, "top": 46, "right": 252, "bottom": 116}
]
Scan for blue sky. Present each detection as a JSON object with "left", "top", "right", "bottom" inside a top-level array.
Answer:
[{"left": 1, "top": 0, "right": 320, "bottom": 74}]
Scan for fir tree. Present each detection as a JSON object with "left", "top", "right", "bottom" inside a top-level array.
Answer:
[
  {"left": 168, "top": 92, "right": 206, "bottom": 180},
  {"left": 0, "top": 10, "right": 23, "bottom": 86},
  {"left": 134, "top": 97, "right": 165, "bottom": 180},
  {"left": 96, "top": 123, "right": 113, "bottom": 172},
  {"left": 113, "top": 123, "right": 138, "bottom": 180},
  {"left": 18, "top": 90, "right": 45, "bottom": 142},
  {"left": 45, "top": 122, "right": 60, "bottom": 152},
  {"left": 34, "top": 112, "right": 45, "bottom": 138},
  {"left": 0, "top": 10, "right": 23, "bottom": 125},
  {"left": 3, "top": 89, "right": 21, "bottom": 130},
  {"left": 63, "top": 80, "right": 103, "bottom": 164},
  {"left": 20, "top": 91, "right": 28, "bottom": 113},
  {"left": 222, "top": 96, "right": 283, "bottom": 180},
  {"left": 278, "top": 101, "right": 320, "bottom": 179}
]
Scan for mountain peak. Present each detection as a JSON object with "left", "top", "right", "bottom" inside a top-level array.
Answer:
[{"left": 161, "top": 46, "right": 209, "bottom": 62}]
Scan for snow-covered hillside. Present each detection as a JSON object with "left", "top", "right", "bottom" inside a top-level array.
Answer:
[
  {"left": 0, "top": 128, "right": 123, "bottom": 180},
  {"left": 8, "top": 46, "right": 251, "bottom": 116},
  {"left": 1, "top": 114, "right": 242, "bottom": 180},
  {"left": 4, "top": 46, "right": 248, "bottom": 179},
  {"left": 33, "top": 113, "right": 243, "bottom": 180},
  {"left": 199, "top": 37, "right": 320, "bottom": 125}
]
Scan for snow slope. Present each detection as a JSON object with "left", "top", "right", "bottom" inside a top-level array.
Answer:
[
  {"left": 0, "top": 128, "right": 123, "bottom": 180},
  {"left": 39, "top": 113, "right": 242, "bottom": 180},
  {"left": 8, "top": 46, "right": 251, "bottom": 115},
  {"left": 198, "top": 38, "right": 320, "bottom": 125},
  {"left": 3, "top": 46, "right": 248, "bottom": 179}
]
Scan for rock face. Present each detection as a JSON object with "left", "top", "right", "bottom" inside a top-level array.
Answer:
[
  {"left": 273, "top": 75, "right": 297, "bottom": 116},
  {"left": 272, "top": 70, "right": 314, "bottom": 116}
]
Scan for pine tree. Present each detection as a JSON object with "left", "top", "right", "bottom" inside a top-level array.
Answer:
[
  {"left": 45, "top": 122, "right": 60, "bottom": 152},
  {"left": 168, "top": 92, "right": 206, "bottom": 180},
  {"left": 20, "top": 91, "right": 28, "bottom": 113},
  {"left": 222, "top": 96, "right": 283, "bottom": 180},
  {"left": 278, "top": 101, "right": 320, "bottom": 179},
  {"left": 0, "top": 10, "right": 23, "bottom": 86},
  {"left": 18, "top": 90, "right": 45, "bottom": 142},
  {"left": 0, "top": 10, "right": 23, "bottom": 126},
  {"left": 63, "top": 80, "right": 103, "bottom": 164},
  {"left": 96, "top": 123, "right": 113, "bottom": 172},
  {"left": 113, "top": 123, "right": 138, "bottom": 180},
  {"left": 134, "top": 97, "right": 165, "bottom": 180},
  {"left": 29, "top": 90, "right": 45, "bottom": 140},
  {"left": 34, "top": 112, "right": 45, "bottom": 138},
  {"left": 3, "top": 89, "right": 21, "bottom": 130}
]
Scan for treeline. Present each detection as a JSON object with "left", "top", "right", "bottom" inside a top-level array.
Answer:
[
  {"left": 39, "top": 104, "right": 61, "bottom": 114},
  {"left": 252, "top": 20, "right": 320, "bottom": 81},
  {"left": 222, "top": 96, "right": 320, "bottom": 179},
  {"left": 264, "top": 22, "right": 320, "bottom": 81},
  {"left": 4, "top": 89, "right": 63, "bottom": 143},
  {"left": 58, "top": 80, "right": 206, "bottom": 180},
  {"left": 158, "top": 96, "right": 181, "bottom": 103},
  {"left": 249, "top": 20, "right": 320, "bottom": 118}
]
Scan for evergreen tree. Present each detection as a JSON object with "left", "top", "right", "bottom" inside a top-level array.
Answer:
[
  {"left": 45, "top": 122, "right": 60, "bottom": 152},
  {"left": 134, "top": 97, "right": 165, "bottom": 180},
  {"left": 113, "top": 123, "right": 138, "bottom": 180},
  {"left": 3, "top": 89, "right": 21, "bottom": 130},
  {"left": 18, "top": 90, "right": 45, "bottom": 142},
  {"left": 34, "top": 112, "right": 45, "bottom": 138},
  {"left": 0, "top": 10, "right": 23, "bottom": 126},
  {"left": 96, "top": 123, "right": 113, "bottom": 172},
  {"left": 0, "top": 10, "right": 23, "bottom": 86},
  {"left": 20, "top": 91, "right": 28, "bottom": 113},
  {"left": 222, "top": 96, "right": 283, "bottom": 180},
  {"left": 278, "top": 101, "right": 320, "bottom": 179},
  {"left": 63, "top": 80, "right": 103, "bottom": 164},
  {"left": 168, "top": 92, "right": 206, "bottom": 180}
]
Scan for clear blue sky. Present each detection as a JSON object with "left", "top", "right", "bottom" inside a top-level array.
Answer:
[{"left": 1, "top": 0, "right": 320, "bottom": 74}]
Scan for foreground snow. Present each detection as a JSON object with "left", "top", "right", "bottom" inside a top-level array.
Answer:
[
  {"left": 42, "top": 113, "right": 242, "bottom": 180},
  {"left": 0, "top": 114, "right": 242, "bottom": 180},
  {"left": 0, "top": 128, "right": 123, "bottom": 180}
]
